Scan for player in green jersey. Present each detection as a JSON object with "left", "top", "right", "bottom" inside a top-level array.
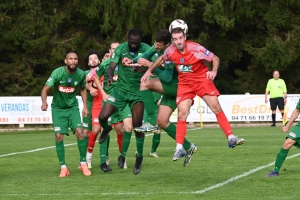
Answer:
[
  {"left": 266, "top": 99, "right": 300, "bottom": 177},
  {"left": 41, "top": 52, "right": 91, "bottom": 177},
  {"left": 97, "top": 29, "right": 151, "bottom": 175},
  {"left": 124, "top": 30, "right": 196, "bottom": 165}
]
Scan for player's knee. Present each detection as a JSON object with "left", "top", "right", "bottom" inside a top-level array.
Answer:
[
  {"left": 283, "top": 138, "right": 295, "bottom": 150},
  {"left": 156, "top": 118, "right": 167, "bottom": 128}
]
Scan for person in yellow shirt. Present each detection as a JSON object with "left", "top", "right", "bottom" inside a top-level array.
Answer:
[{"left": 265, "top": 70, "right": 287, "bottom": 127}]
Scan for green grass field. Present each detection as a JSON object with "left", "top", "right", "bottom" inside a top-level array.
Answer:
[{"left": 1, "top": 126, "right": 300, "bottom": 200}]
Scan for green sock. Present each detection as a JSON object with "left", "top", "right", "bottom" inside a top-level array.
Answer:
[
  {"left": 100, "top": 120, "right": 109, "bottom": 130},
  {"left": 274, "top": 148, "right": 289, "bottom": 173},
  {"left": 56, "top": 141, "right": 65, "bottom": 166},
  {"left": 77, "top": 137, "right": 88, "bottom": 162},
  {"left": 100, "top": 137, "right": 108, "bottom": 164},
  {"left": 141, "top": 90, "right": 156, "bottom": 125},
  {"left": 151, "top": 133, "right": 161, "bottom": 153},
  {"left": 106, "top": 135, "right": 110, "bottom": 156},
  {"left": 136, "top": 136, "right": 145, "bottom": 157},
  {"left": 164, "top": 123, "right": 191, "bottom": 150},
  {"left": 121, "top": 131, "right": 132, "bottom": 157}
]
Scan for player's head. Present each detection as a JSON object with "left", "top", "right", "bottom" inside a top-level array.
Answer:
[
  {"left": 154, "top": 29, "right": 171, "bottom": 52},
  {"left": 87, "top": 49, "right": 100, "bottom": 68},
  {"left": 273, "top": 70, "right": 280, "bottom": 80},
  {"left": 65, "top": 52, "right": 78, "bottom": 73},
  {"left": 109, "top": 41, "right": 120, "bottom": 56},
  {"left": 127, "top": 28, "right": 142, "bottom": 53},
  {"left": 171, "top": 27, "right": 186, "bottom": 51},
  {"left": 101, "top": 50, "right": 110, "bottom": 61}
]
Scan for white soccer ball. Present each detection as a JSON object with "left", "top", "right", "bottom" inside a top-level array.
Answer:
[{"left": 169, "top": 19, "right": 188, "bottom": 34}]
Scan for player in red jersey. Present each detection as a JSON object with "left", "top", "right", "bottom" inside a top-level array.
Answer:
[{"left": 141, "top": 27, "right": 245, "bottom": 165}]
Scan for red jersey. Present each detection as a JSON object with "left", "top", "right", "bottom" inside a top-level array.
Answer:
[
  {"left": 87, "top": 67, "right": 104, "bottom": 108},
  {"left": 163, "top": 40, "right": 214, "bottom": 84}
]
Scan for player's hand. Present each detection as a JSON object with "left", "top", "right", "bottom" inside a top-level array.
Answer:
[
  {"left": 106, "top": 77, "right": 113, "bottom": 87},
  {"left": 265, "top": 99, "right": 268, "bottom": 104},
  {"left": 122, "top": 57, "right": 133, "bottom": 65},
  {"left": 41, "top": 103, "right": 48, "bottom": 111},
  {"left": 282, "top": 125, "right": 290, "bottom": 132},
  {"left": 137, "top": 58, "right": 151, "bottom": 67},
  {"left": 206, "top": 70, "right": 217, "bottom": 80},
  {"left": 140, "top": 70, "right": 152, "bottom": 83},
  {"left": 82, "top": 107, "right": 89, "bottom": 117},
  {"left": 89, "top": 87, "right": 98, "bottom": 96},
  {"left": 284, "top": 98, "right": 287, "bottom": 105},
  {"left": 102, "top": 93, "right": 109, "bottom": 102}
]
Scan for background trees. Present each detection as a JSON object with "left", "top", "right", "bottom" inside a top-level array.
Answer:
[{"left": 1, "top": 0, "right": 299, "bottom": 95}]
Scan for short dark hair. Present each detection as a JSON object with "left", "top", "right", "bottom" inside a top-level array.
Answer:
[
  {"left": 101, "top": 49, "right": 110, "bottom": 59},
  {"left": 128, "top": 28, "right": 143, "bottom": 39},
  {"left": 86, "top": 49, "right": 99, "bottom": 61},
  {"left": 171, "top": 27, "right": 185, "bottom": 35},
  {"left": 155, "top": 29, "right": 171, "bottom": 45}
]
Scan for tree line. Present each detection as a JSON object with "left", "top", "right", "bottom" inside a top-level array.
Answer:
[{"left": 1, "top": 0, "right": 300, "bottom": 96}]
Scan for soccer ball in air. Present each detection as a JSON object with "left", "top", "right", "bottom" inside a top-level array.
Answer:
[{"left": 169, "top": 19, "right": 188, "bottom": 34}]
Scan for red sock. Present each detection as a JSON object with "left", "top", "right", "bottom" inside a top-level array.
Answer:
[
  {"left": 216, "top": 111, "right": 232, "bottom": 138},
  {"left": 176, "top": 120, "right": 186, "bottom": 144},
  {"left": 117, "top": 134, "right": 123, "bottom": 153},
  {"left": 87, "top": 132, "right": 97, "bottom": 153}
]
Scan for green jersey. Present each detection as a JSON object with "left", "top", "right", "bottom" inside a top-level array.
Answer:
[
  {"left": 96, "top": 58, "right": 118, "bottom": 94},
  {"left": 85, "top": 69, "right": 94, "bottom": 102},
  {"left": 45, "top": 66, "right": 86, "bottom": 109},
  {"left": 111, "top": 42, "right": 151, "bottom": 95}
]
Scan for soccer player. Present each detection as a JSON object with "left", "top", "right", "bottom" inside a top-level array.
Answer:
[
  {"left": 98, "top": 29, "right": 151, "bottom": 175},
  {"left": 141, "top": 27, "right": 245, "bottom": 161},
  {"left": 265, "top": 70, "right": 287, "bottom": 127},
  {"left": 124, "top": 29, "right": 196, "bottom": 165},
  {"left": 95, "top": 42, "right": 133, "bottom": 172},
  {"left": 266, "top": 99, "right": 300, "bottom": 177},
  {"left": 41, "top": 52, "right": 91, "bottom": 177},
  {"left": 85, "top": 50, "right": 104, "bottom": 169}
]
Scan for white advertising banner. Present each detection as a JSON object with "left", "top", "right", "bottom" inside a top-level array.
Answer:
[{"left": 0, "top": 95, "right": 299, "bottom": 124}]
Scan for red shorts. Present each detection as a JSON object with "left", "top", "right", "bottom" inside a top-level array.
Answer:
[
  {"left": 176, "top": 79, "right": 220, "bottom": 105},
  {"left": 92, "top": 107, "right": 102, "bottom": 125}
]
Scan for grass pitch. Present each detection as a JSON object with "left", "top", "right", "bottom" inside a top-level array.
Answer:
[{"left": 1, "top": 126, "right": 300, "bottom": 200}]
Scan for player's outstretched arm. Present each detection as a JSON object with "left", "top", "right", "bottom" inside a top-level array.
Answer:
[
  {"left": 132, "top": 45, "right": 156, "bottom": 63},
  {"left": 94, "top": 74, "right": 108, "bottom": 101},
  {"left": 107, "top": 62, "right": 117, "bottom": 87},
  {"left": 282, "top": 108, "right": 300, "bottom": 132},
  {"left": 41, "top": 85, "right": 50, "bottom": 111},
  {"left": 141, "top": 55, "right": 165, "bottom": 83}
]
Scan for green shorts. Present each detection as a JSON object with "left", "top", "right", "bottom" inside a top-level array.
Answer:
[
  {"left": 286, "top": 124, "right": 300, "bottom": 149},
  {"left": 82, "top": 100, "right": 93, "bottom": 130},
  {"left": 161, "top": 77, "right": 178, "bottom": 97},
  {"left": 106, "top": 87, "right": 143, "bottom": 110},
  {"left": 108, "top": 104, "right": 132, "bottom": 124},
  {"left": 52, "top": 107, "right": 82, "bottom": 135},
  {"left": 160, "top": 95, "right": 177, "bottom": 111}
]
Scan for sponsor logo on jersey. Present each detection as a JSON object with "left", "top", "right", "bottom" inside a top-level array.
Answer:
[
  {"left": 205, "top": 50, "right": 210, "bottom": 56},
  {"left": 180, "top": 58, "right": 184, "bottom": 63},
  {"left": 178, "top": 65, "right": 193, "bottom": 72},
  {"left": 54, "top": 127, "right": 61, "bottom": 131},
  {"left": 289, "top": 132, "right": 296, "bottom": 138},
  {"left": 113, "top": 75, "right": 118, "bottom": 81},
  {"left": 107, "top": 96, "right": 115, "bottom": 102},
  {"left": 68, "top": 78, "right": 72, "bottom": 83},
  {"left": 58, "top": 86, "right": 76, "bottom": 93}
]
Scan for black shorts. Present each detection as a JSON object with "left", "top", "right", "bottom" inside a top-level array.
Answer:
[{"left": 269, "top": 97, "right": 284, "bottom": 111}]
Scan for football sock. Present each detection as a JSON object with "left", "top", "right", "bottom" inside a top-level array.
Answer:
[
  {"left": 176, "top": 120, "right": 186, "bottom": 144},
  {"left": 151, "top": 133, "right": 161, "bottom": 153},
  {"left": 216, "top": 111, "right": 233, "bottom": 138},
  {"left": 87, "top": 132, "right": 97, "bottom": 153},
  {"left": 141, "top": 90, "right": 157, "bottom": 126},
  {"left": 121, "top": 131, "right": 132, "bottom": 157},
  {"left": 100, "top": 120, "right": 109, "bottom": 130},
  {"left": 100, "top": 136, "right": 108, "bottom": 164},
  {"left": 176, "top": 143, "right": 183, "bottom": 151},
  {"left": 56, "top": 141, "right": 65, "bottom": 166},
  {"left": 117, "top": 134, "right": 123, "bottom": 153},
  {"left": 77, "top": 137, "right": 88, "bottom": 162},
  {"left": 164, "top": 123, "right": 191, "bottom": 150},
  {"left": 106, "top": 135, "right": 110, "bottom": 156},
  {"left": 272, "top": 114, "right": 276, "bottom": 124},
  {"left": 274, "top": 148, "right": 289, "bottom": 173},
  {"left": 136, "top": 136, "right": 145, "bottom": 157}
]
